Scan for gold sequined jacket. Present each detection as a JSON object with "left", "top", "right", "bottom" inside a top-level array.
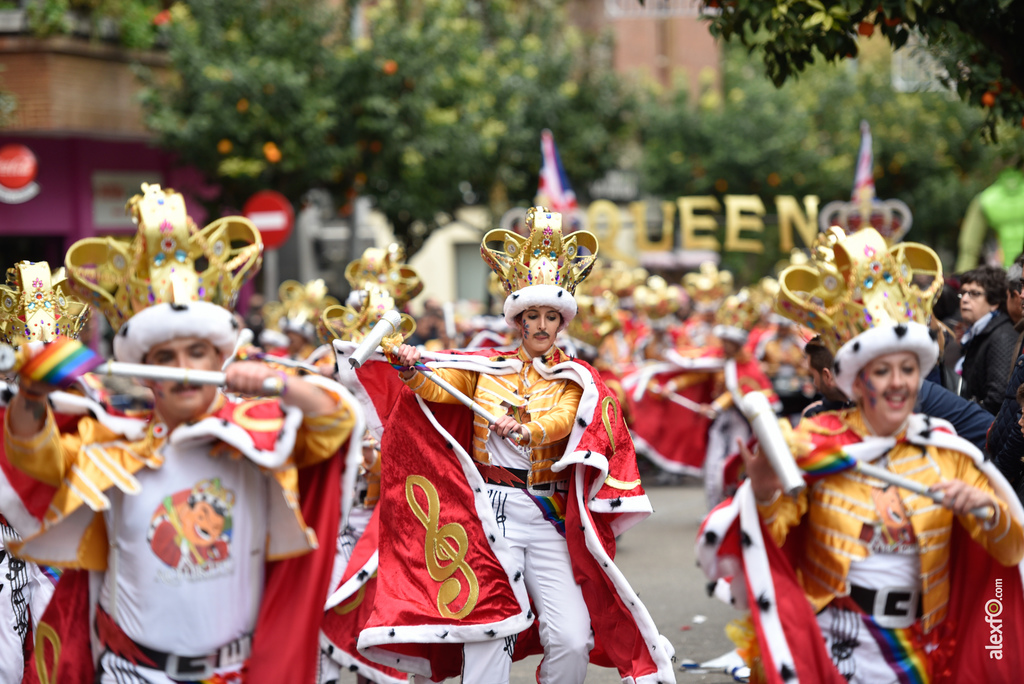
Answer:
[
  {"left": 758, "top": 409, "right": 1024, "bottom": 633},
  {"left": 403, "top": 346, "right": 582, "bottom": 486}
]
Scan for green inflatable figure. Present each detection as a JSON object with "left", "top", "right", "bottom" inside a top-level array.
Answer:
[{"left": 956, "top": 168, "right": 1024, "bottom": 271}]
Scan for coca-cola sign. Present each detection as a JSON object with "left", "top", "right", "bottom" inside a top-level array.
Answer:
[{"left": 0, "top": 144, "right": 40, "bottom": 204}]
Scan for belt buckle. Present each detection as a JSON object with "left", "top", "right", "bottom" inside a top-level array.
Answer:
[
  {"left": 871, "top": 586, "right": 919, "bottom": 630},
  {"left": 219, "top": 635, "right": 251, "bottom": 668},
  {"left": 165, "top": 653, "right": 217, "bottom": 680}
]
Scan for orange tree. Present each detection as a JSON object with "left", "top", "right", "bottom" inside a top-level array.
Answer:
[{"left": 699, "top": 0, "right": 1024, "bottom": 133}]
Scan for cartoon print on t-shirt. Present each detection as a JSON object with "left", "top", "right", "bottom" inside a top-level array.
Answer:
[{"left": 147, "top": 478, "right": 235, "bottom": 577}]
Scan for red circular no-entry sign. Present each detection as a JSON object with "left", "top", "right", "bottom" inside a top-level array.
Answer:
[
  {"left": 243, "top": 190, "right": 295, "bottom": 250},
  {"left": 0, "top": 144, "right": 38, "bottom": 190}
]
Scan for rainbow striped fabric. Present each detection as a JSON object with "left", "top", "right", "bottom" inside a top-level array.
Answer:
[
  {"left": 20, "top": 336, "right": 102, "bottom": 387},
  {"left": 528, "top": 491, "right": 567, "bottom": 538},
  {"left": 797, "top": 444, "right": 858, "bottom": 480}
]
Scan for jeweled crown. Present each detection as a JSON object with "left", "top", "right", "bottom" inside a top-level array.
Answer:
[
  {"left": 633, "top": 275, "right": 683, "bottom": 320},
  {"left": 568, "top": 279, "right": 621, "bottom": 349},
  {"left": 0, "top": 261, "right": 90, "bottom": 343},
  {"left": 715, "top": 289, "right": 759, "bottom": 332},
  {"left": 344, "top": 244, "right": 422, "bottom": 306},
  {"left": 481, "top": 207, "right": 598, "bottom": 296},
  {"left": 262, "top": 279, "right": 339, "bottom": 335},
  {"left": 683, "top": 262, "right": 733, "bottom": 311},
  {"left": 775, "top": 228, "right": 942, "bottom": 353},
  {"left": 64, "top": 184, "right": 262, "bottom": 333}
]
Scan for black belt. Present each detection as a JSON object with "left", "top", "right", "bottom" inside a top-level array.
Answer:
[
  {"left": 98, "top": 607, "right": 250, "bottom": 679},
  {"left": 849, "top": 584, "right": 922, "bottom": 619},
  {"left": 476, "top": 463, "right": 567, "bottom": 492}
]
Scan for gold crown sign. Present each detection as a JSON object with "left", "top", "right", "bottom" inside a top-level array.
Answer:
[
  {"left": 344, "top": 244, "right": 423, "bottom": 306},
  {"left": 775, "top": 228, "right": 942, "bottom": 353},
  {"left": 262, "top": 279, "right": 339, "bottom": 335},
  {"left": 0, "top": 261, "right": 90, "bottom": 344},
  {"left": 683, "top": 262, "right": 733, "bottom": 310},
  {"left": 319, "top": 288, "right": 416, "bottom": 344},
  {"left": 633, "top": 275, "right": 683, "bottom": 320},
  {"left": 481, "top": 207, "right": 598, "bottom": 296},
  {"left": 568, "top": 281, "right": 621, "bottom": 349},
  {"left": 64, "top": 184, "right": 262, "bottom": 333}
]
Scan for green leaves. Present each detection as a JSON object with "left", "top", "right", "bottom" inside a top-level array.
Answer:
[{"left": 702, "top": 0, "right": 1024, "bottom": 129}]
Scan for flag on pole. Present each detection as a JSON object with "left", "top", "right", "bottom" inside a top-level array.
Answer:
[
  {"left": 537, "top": 129, "right": 578, "bottom": 215},
  {"left": 852, "top": 119, "right": 875, "bottom": 202}
]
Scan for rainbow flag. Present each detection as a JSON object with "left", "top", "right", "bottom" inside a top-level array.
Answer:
[
  {"left": 797, "top": 444, "right": 857, "bottom": 480},
  {"left": 19, "top": 336, "right": 102, "bottom": 388},
  {"left": 528, "top": 490, "right": 567, "bottom": 538}
]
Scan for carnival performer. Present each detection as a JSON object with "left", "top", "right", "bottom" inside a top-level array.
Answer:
[
  {"left": 336, "top": 207, "right": 674, "bottom": 684},
  {"left": 687, "top": 291, "right": 777, "bottom": 509},
  {"left": 699, "top": 227, "right": 1024, "bottom": 683},
  {"left": 0, "top": 184, "right": 357, "bottom": 684},
  {"left": 257, "top": 278, "right": 340, "bottom": 373},
  {"left": 0, "top": 260, "right": 90, "bottom": 681},
  {"left": 680, "top": 262, "right": 733, "bottom": 348},
  {"left": 316, "top": 246, "right": 421, "bottom": 684}
]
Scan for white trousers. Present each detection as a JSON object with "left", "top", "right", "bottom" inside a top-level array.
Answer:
[{"left": 461, "top": 484, "right": 592, "bottom": 684}]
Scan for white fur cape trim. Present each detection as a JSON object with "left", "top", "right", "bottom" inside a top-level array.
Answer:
[
  {"left": 338, "top": 345, "right": 671, "bottom": 679},
  {"left": 503, "top": 284, "right": 577, "bottom": 331},
  {"left": 356, "top": 394, "right": 534, "bottom": 674},
  {"left": 112, "top": 301, "right": 240, "bottom": 363},
  {"left": 832, "top": 321, "right": 938, "bottom": 399}
]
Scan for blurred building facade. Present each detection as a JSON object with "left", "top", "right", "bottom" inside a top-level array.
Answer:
[{"left": 0, "top": 14, "right": 209, "bottom": 266}]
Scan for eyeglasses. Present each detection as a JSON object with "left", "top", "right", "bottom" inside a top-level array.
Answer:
[{"left": 958, "top": 289, "right": 986, "bottom": 300}]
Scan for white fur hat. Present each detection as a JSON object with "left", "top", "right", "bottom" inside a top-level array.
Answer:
[
  {"left": 832, "top": 321, "right": 939, "bottom": 399},
  {"left": 113, "top": 301, "right": 239, "bottom": 363},
  {"left": 503, "top": 284, "right": 577, "bottom": 332}
]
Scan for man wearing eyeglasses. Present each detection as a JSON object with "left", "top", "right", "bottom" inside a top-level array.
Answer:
[{"left": 957, "top": 265, "right": 1018, "bottom": 413}]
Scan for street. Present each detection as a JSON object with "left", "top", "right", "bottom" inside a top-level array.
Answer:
[{"left": 340, "top": 481, "right": 741, "bottom": 683}]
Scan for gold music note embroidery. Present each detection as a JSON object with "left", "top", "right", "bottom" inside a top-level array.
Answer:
[
  {"left": 34, "top": 622, "right": 61, "bottom": 684},
  {"left": 601, "top": 396, "right": 617, "bottom": 452},
  {"left": 406, "top": 474, "right": 480, "bottom": 619}
]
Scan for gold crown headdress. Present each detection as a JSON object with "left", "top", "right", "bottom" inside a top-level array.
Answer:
[
  {"left": 64, "top": 183, "right": 262, "bottom": 333},
  {"left": 683, "top": 262, "right": 733, "bottom": 311},
  {"left": 0, "top": 261, "right": 90, "bottom": 344},
  {"left": 319, "top": 288, "right": 416, "bottom": 344},
  {"left": 775, "top": 228, "right": 942, "bottom": 353},
  {"left": 568, "top": 279, "right": 622, "bottom": 349},
  {"left": 715, "top": 289, "right": 759, "bottom": 333},
  {"left": 633, "top": 275, "right": 683, "bottom": 320},
  {"left": 481, "top": 207, "right": 598, "bottom": 296},
  {"left": 262, "top": 279, "right": 339, "bottom": 337},
  {"left": 344, "top": 244, "right": 423, "bottom": 306}
]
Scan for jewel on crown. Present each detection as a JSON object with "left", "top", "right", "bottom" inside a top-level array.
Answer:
[
  {"left": 481, "top": 207, "right": 598, "bottom": 296},
  {"left": 0, "top": 261, "right": 90, "bottom": 344},
  {"left": 64, "top": 183, "right": 263, "bottom": 333},
  {"left": 775, "top": 227, "right": 942, "bottom": 353}
]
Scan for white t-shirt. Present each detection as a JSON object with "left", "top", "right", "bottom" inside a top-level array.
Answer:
[{"left": 98, "top": 440, "right": 269, "bottom": 655}]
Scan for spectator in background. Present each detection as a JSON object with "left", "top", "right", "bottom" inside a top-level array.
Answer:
[
  {"left": 1006, "top": 256, "right": 1024, "bottom": 369},
  {"left": 957, "top": 265, "right": 1017, "bottom": 413},
  {"left": 985, "top": 255, "right": 1024, "bottom": 498}
]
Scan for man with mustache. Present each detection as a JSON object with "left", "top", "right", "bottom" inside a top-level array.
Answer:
[{"left": 1, "top": 184, "right": 355, "bottom": 683}]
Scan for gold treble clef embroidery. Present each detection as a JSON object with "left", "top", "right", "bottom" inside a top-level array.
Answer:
[
  {"left": 601, "top": 396, "right": 617, "bottom": 452},
  {"left": 406, "top": 474, "right": 480, "bottom": 619}
]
